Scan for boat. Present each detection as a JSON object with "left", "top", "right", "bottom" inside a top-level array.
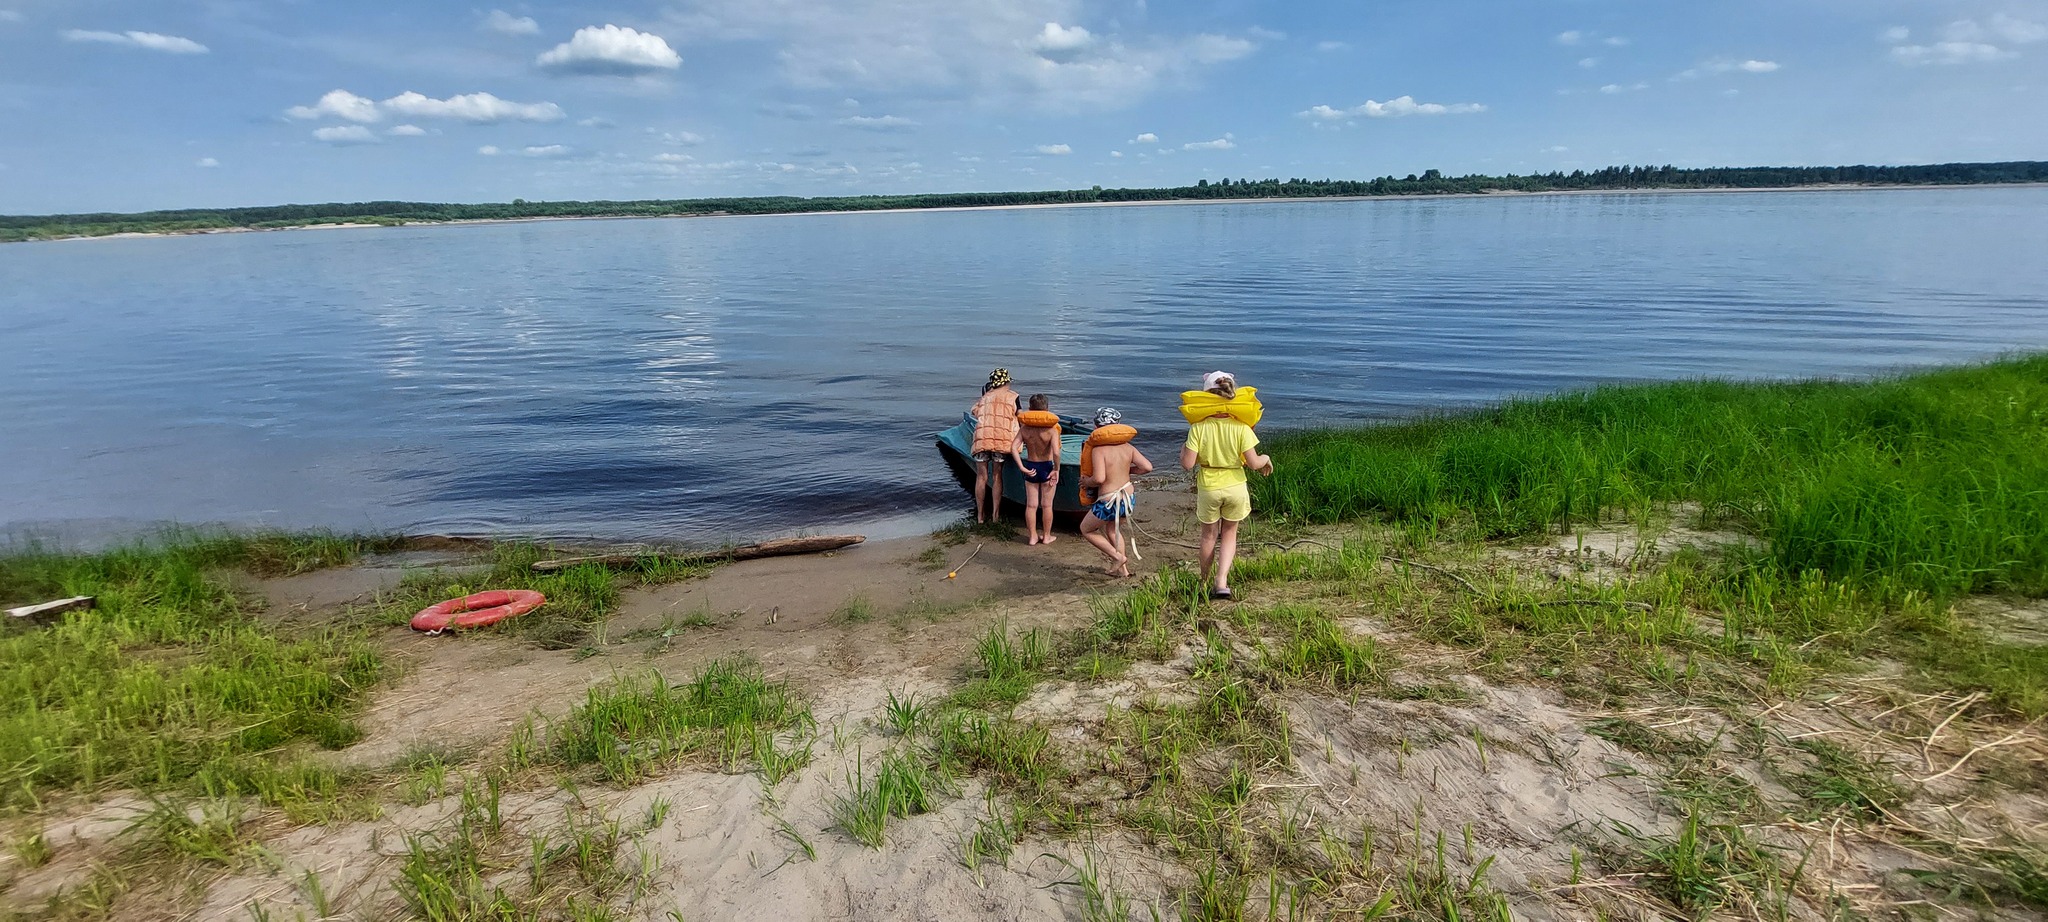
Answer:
[{"left": 934, "top": 413, "right": 1096, "bottom": 514}]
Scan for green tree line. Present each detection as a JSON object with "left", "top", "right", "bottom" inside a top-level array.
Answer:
[{"left": 6, "top": 160, "right": 2046, "bottom": 243}]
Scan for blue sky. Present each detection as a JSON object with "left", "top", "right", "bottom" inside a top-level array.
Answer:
[{"left": 1, "top": 0, "right": 2045, "bottom": 214}]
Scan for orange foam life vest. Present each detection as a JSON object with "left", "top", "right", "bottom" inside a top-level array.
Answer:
[{"left": 1079, "top": 423, "right": 1138, "bottom": 503}]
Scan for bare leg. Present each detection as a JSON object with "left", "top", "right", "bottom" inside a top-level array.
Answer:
[
  {"left": 972, "top": 459, "right": 990, "bottom": 522},
  {"left": 1024, "top": 483, "right": 1041, "bottom": 544},
  {"left": 1080, "top": 514, "right": 1126, "bottom": 574},
  {"left": 1198, "top": 520, "right": 1220, "bottom": 587},
  {"left": 1214, "top": 519, "right": 1241, "bottom": 594},
  {"left": 1036, "top": 483, "right": 1056, "bottom": 543}
]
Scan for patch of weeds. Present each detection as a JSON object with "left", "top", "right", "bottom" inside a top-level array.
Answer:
[
  {"left": 11, "top": 830, "right": 53, "bottom": 867},
  {"left": 951, "top": 619, "right": 1052, "bottom": 708},
  {"left": 831, "top": 594, "right": 877, "bottom": 625},
  {"left": 1588, "top": 717, "right": 1713, "bottom": 761},
  {"left": 884, "top": 690, "right": 928, "bottom": 736},
  {"left": 1781, "top": 738, "right": 1903, "bottom": 821},
  {"left": 932, "top": 713, "right": 1054, "bottom": 788},
  {"left": 828, "top": 749, "right": 950, "bottom": 848},
  {"left": 913, "top": 545, "right": 948, "bottom": 570},
  {"left": 1627, "top": 809, "right": 1779, "bottom": 917},
  {"left": 195, "top": 757, "right": 378, "bottom": 825},
  {"left": 546, "top": 658, "right": 809, "bottom": 783},
  {"left": 934, "top": 519, "right": 1017, "bottom": 547},
  {"left": 123, "top": 796, "right": 251, "bottom": 867},
  {"left": 960, "top": 794, "right": 1020, "bottom": 872},
  {"left": 1059, "top": 850, "right": 1137, "bottom": 922}
]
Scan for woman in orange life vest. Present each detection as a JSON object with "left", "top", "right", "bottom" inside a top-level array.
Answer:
[
  {"left": 1178, "top": 371, "right": 1273, "bottom": 601},
  {"left": 967, "top": 368, "right": 1022, "bottom": 523}
]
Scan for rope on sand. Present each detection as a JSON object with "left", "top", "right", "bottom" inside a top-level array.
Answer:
[{"left": 944, "top": 544, "right": 984, "bottom": 580}]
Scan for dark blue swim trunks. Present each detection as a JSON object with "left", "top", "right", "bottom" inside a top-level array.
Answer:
[{"left": 1021, "top": 459, "right": 1056, "bottom": 483}]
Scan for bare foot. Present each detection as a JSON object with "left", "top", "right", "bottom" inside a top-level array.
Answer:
[
  {"left": 1042, "top": 534, "right": 1057, "bottom": 545},
  {"left": 1027, "top": 535, "right": 1039, "bottom": 546}
]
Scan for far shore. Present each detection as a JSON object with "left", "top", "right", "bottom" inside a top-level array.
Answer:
[{"left": 27, "top": 180, "right": 2044, "bottom": 244}]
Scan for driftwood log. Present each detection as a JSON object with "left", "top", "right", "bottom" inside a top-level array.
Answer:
[
  {"left": 531, "top": 535, "right": 864, "bottom": 573},
  {"left": 6, "top": 596, "right": 96, "bottom": 620}
]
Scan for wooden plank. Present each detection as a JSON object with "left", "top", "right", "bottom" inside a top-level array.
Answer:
[
  {"left": 6, "top": 596, "right": 96, "bottom": 620},
  {"left": 531, "top": 535, "right": 865, "bottom": 572}
]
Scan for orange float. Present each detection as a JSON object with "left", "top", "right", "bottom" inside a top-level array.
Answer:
[{"left": 410, "top": 589, "right": 546, "bottom": 633}]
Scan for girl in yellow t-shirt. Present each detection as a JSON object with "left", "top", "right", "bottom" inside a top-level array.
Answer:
[{"left": 1178, "top": 371, "right": 1273, "bottom": 601}]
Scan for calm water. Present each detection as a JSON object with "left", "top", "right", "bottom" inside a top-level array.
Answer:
[{"left": 5, "top": 188, "right": 2048, "bottom": 544}]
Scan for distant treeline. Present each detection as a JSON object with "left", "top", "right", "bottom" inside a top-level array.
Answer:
[{"left": 6, "top": 160, "right": 2046, "bottom": 243}]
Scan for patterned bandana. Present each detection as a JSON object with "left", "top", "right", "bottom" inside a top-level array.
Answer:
[
  {"left": 988, "top": 368, "right": 1011, "bottom": 388},
  {"left": 1093, "top": 407, "right": 1122, "bottom": 427}
]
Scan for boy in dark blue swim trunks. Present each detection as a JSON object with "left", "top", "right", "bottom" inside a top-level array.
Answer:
[{"left": 1016, "top": 394, "right": 1062, "bottom": 545}]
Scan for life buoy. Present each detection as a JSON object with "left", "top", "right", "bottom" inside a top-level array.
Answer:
[
  {"left": 1079, "top": 423, "right": 1139, "bottom": 503},
  {"left": 1179, "top": 386, "right": 1263, "bottom": 427},
  {"left": 411, "top": 589, "right": 546, "bottom": 633}
]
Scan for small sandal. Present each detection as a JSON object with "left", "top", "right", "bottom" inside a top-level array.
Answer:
[{"left": 1207, "top": 587, "right": 1233, "bottom": 601}]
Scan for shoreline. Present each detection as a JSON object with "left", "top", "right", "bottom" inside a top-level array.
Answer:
[{"left": 21, "top": 180, "right": 2044, "bottom": 244}]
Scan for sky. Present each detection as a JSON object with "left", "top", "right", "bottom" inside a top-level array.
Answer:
[{"left": 1, "top": 0, "right": 2045, "bottom": 214}]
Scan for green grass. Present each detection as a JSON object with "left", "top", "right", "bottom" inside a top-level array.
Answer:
[
  {"left": 0, "top": 533, "right": 390, "bottom": 809},
  {"left": 828, "top": 749, "right": 950, "bottom": 848},
  {"left": 1257, "top": 356, "right": 2048, "bottom": 600},
  {"left": 544, "top": 658, "right": 810, "bottom": 783}
]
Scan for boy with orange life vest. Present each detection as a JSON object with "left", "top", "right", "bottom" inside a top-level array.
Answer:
[
  {"left": 968, "top": 368, "right": 1022, "bottom": 523},
  {"left": 1079, "top": 407, "right": 1153, "bottom": 577},
  {"left": 1015, "top": 394, "right": 1062, "bottom": 545},
  {"left": 1179, "top": 372, "right": 1272, "bottom": 600}
]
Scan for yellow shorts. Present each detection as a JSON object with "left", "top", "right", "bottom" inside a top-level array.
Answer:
[{"left": 1196, "top": 483, "right": 1251, "bottom": 524}]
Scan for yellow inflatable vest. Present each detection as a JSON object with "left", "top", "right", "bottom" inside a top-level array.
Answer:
[
  {"left": 1179, "top": 386, "right": 1263, "bottom": 427},
  {"left": 1078, "top": 423, "right": 1137, "bottom": 504}
]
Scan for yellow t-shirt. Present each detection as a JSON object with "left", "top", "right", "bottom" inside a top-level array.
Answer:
[{"left": 1185, "top": 417, "right": 1258, "bottom": 492}]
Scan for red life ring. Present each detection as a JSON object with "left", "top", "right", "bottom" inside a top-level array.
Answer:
[{"left": 410, "top": 589, "right": 546, "bottom": 633}]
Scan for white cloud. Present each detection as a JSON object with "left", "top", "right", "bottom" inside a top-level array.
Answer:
[
  {"left": 1578, "top": 57, "right": 1598, "bottom": 68},
  {"left": 62, "top": 29, "right": 208, "bottom": 53},
  {"left": 287, "top": 89, "right": 381, "bottom": 123},
  {"left": 1946, "top": 15, "right": 2048, "bottom": 44},
  {"left": 478, "top": 144, "right": 570, "bottom": 157},
  {"left": 1035, "top": 143, "right": 1072, "bottom": 154},
  {"left": 1675, "top": 58, "right": 1781, "bottom": 79},
  {"left": 1598, "top": 82, "right": 1648, "bottom": 94},
  {"left": 1131, "top": 132, "right": 1158, "bottom": 143},
  {"left": 1315, "top": 40, "right": 1348, "bottom": 53},
  {"left": 579, "top": 116, "right": 616, "bottom": 128},
  {"left": 484, "top": 10, "right": 540, "bottom": 35},
  {"left": 537, "top": 24, "right": 681, "bottom": 75},
  {"left": 312, "top": 125, "right": 378, "bottom": 145},
  {"left": 662, "top": 0, "right": 1267, "bottom": 111},
  {"left": 1032, "top": 22, "right": 1092, "bottom": 52},
  {"left": 1544, "top": 145, "right": 1568, "bottom": 153},
  {"left": 1556, "top": 30, "right": 1583, "bottom": 46},
  {"left": 383, "top": 91, "right": 564, "bottom": 122},
  {"left": 1604, "top": 36, "right": 1630, "bottom": 47},
  {"left": 1110, "top": 150, "right": 1123, "bottom": 157},
  {"left": 652, "top": 152, "right": 694, "bottom": 163},
  {"left": 1183, "top": 134, "right": 1235, "bottom": 151},
  {"left": 1891, "top": 41, "right": 2011, "bottom": 65},
  {"left": 0, "top": 10, "right": 23, "bottom": 23},
  {"left": 1882, "top": 26, "right": 1911, "bottom": 43},
  {"left": 1297, "top": 96, "right": 1487, "bottom": 120},
  {"left": 661, "top": 130, "right": 705, "bottom": 145},
  {"left": 195, "top": 157, "right": 219, "bottom": 168},
  {"left": 387, "top": 124, "right": 427, "bottom": 136},
  {"left": 838, "top": 115, "right": 918, "bottom": 131}
]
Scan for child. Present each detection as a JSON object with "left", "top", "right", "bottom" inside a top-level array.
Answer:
[
  {"left": 968, "top": 368, "right": 1020, "bottom": 523},
  {"left": 1015, "top": 395, "right": 1062, "bottom": 545},
  {"left": 1079, "top": 407, "right": 1153, "bottom": 577},
  {"left": 1178, "top": 372, "right": 1273, "bottom": 600}
]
